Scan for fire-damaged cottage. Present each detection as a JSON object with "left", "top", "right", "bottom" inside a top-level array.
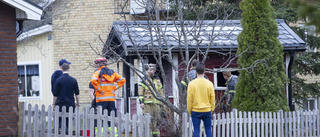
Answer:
[{"left": 105, "top": 19, "right": 306, "bottom": 116}]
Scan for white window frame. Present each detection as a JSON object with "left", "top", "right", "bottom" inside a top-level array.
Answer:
[
  {"left": 299, "top": 24, "right": 317, "bottom": 53},
  {"left": 214, "top": 68, "right": 227, "bottom": 90},
  {"left": 304, "top": 98, "right": 317, "bottom": 111},
  {"left": 214, "top": 68, "right": 239, "bottom": 90},
  {"left": 17, "top": 61, "right": 42, "bottom": 101}
]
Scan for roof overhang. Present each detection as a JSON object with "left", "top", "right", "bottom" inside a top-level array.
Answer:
[
  {"left": 107, "top": 19, "right": 307, "bottom": 56},
  {"left": 1, "top": 0, "right": 43, "bottom": 20},
  {"left": 17, "top": 24, "right": 52, "bottom": 41}
]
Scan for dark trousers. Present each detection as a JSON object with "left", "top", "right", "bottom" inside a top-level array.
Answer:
[
  {"left": 96, "top": 101, "right": 117, "bottom": 127},
  {"left": 191, "top": 111, "right": 212, "bottom": 137},
  {"left": 58, "top": 104, "right": 75, "bottom": 134}
]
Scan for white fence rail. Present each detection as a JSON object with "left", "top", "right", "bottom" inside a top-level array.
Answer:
[
  {"left": 182, "top": 109, "right": 320, "bottom": 137},
  {"left": 18, "top": 102, "right": 151, "bottom": 137}
]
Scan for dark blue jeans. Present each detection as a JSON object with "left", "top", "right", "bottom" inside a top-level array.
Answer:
[
  {"left": 58, "top": 103, "right": 75, "bottom": 134},
  {"left": 191, "top": 111, "right": 212, "bottom": 137},
  {"left": 96, "top": 101, "right": 117, "bottom": 127}
]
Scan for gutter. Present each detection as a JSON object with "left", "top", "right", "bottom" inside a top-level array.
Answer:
[
  {"left": 16, "top": 20, "right": 24, "bottom": 37},
  {"left": 17, "top": 24, "right": 52, "bottom": 41},
  {"left": 288, "top": 50, "right": 295, "bottom": 111}
]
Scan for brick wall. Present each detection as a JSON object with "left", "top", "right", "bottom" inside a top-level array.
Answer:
[
  {"left": 52, "top": 0, "right": 126, "bottom": 104},
  {"left": 0, "top": 2, "right": 19, "bottom": 136}
]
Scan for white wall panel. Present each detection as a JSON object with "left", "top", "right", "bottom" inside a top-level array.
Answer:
[{"left": 17, "top": 32, "right": 54, "bottom": 107}]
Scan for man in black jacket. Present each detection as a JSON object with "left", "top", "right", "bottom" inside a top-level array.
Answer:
[
  {"left": 51, "top": 59, "right": 71, "bottom": 104},
  {"left": 53, "top": 63, "right": 80, "bottom": 134}
]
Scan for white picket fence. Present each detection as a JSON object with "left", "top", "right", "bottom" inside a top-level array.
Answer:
[
  {"left": 182, "top": 109, "right": 320, "bottom": 137},
  {"left": 18, "top": 102, "right": 151, "bottom": 137}
]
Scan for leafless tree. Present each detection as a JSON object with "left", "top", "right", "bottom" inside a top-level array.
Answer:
[
  {"left": 18, "top": 0, "right": 76, "bottom": 57},
  {"left": 89, "top": 0, "right": 266, "bottom": 135},
  {"left": 98, "top": 0, "right": 256, "bottom": 114}
]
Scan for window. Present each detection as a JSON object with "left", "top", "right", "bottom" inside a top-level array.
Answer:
[
  {"left": 299, "top": 24, "right": 317, "bottom": 52},
  {"left": 18, "top": 63, "right": 41, "bottom": 99},
  {"left": 127, "top": 0, "right": 171, "bottom": 14},
  {"left": 214, "top": 68, "right": 239, "bottom": 90},
  {"left": 114, "top": 0, "right": 130, "bottom": 14},
  {"left": 303, "top": 98, "right": 317, "bottom": 111}
]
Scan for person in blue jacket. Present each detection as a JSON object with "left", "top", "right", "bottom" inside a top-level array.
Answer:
[
  {"left": 52, "top": 63, "right": 79, "bottom": 135},
  {"left": 51, "top": 59, "right": 71, "bottom": 104}
]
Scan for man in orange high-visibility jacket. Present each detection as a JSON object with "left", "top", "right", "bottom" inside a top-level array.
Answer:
[{"left": 90, "top": 58, "right": 125, "bottom": 129}]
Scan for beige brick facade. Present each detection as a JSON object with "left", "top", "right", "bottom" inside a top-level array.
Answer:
[{"left": 52, "top": 0, "right": 129, "bottom": 105}]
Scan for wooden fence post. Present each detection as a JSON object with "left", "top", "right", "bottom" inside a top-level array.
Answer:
[
  {"left": 227, "top": 112, "right": 230, "bottom": 137},
  {"left": 33, "top": 104, "right": 38, "bottom": 137},
  {"left": 144, "top": 113, "right": 150, "bottom": 137},
  {"left": 96, "top": 106, "right": 102, "bottom": 137},
  {"left": 111, "top": 110, "right": 116, "bottom": 137},
  {"left": 317, "top": 110, "right": 320, "bottom": 137},
  {"left": 189, "top": 115, "right": 192, "bottom": 137},
  {"left": 244, "top": 111, "right": 247, "bottom": 137},
  {"left": 252, "top": 112, "right": 255, "bottom": 137},
  {"left": 273, "top": 112, "right": 277, "bottom": 137},
  {"left": 89, "top": 107, "right": 95, "bottom": 137},
  {"left": 312, "top": 110, "right": 316, "bottom": 136},
  {"left": 239, "top": 111, "right": 242, "bottom": 137},
  {"left": 217, "top": 113, "right": 221, "bottom": 137},
  {"left": 261, "top": 111, "right": 264, "bottom": 137},
  {"left": 296, "top": 111, "right": 300, "bottom": 137},
  {"left": 61, "top": 106, "right": 66, "bottom": 136},
  {"left": 265, "top": 112, "right": 268, "bottom": 137},
  {"left": 132, "top": 114, "right": 137, "bottom": 137},
  {"left": 40, "top": 105, "right": 46, "bottom": 136},
  {"left": 138, "top": 114, "right": 144, "bottom": 137},
  {"left": 54, "top": 106, "right": 59, "bottom": 135},
  {"left": 125, "top": 113, "right": 130, "bottom": 137},
  {"left": 68, "top": 106, "right": 73, "bottom": 136},
  {"left": 18, "top": 102, "right": 25, "bottom": 137},
  {"left": 248, "top": 112, "right": 251, "bottom": 137},
  {"left": 75, "top": 107, "right": 80, "bottom": 136},
  {"left": 289, "top": 111, "right": 292, "bottom": 137},
  {"left": 118, "top": 110, "right": 122, "bottom": 137},
  {"left": 234, "top": 109, "right": 238, "bottom": 137},
  {"left": 222, "top": 112, "right": 226, "bottom": 137},
  {"left": 47, "top": 105, "right": 52, "bottom": 137},
  {"left": 231, "top": 110, "right": 234, "bottom": 137},
  {"left": 182, "top": 113, "right": 187, "bottom": 137}
]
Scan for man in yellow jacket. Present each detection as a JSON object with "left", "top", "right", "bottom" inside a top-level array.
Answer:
[
  {"left": 187, "top": 62, "right": 215, "bottom": 137},
  {"left": 91, "top": 58, "right": 126, "bottom": 136}
]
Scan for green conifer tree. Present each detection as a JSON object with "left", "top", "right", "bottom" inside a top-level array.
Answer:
[{"left": 233, "top": 0, "right": 288, "bottom": 112}]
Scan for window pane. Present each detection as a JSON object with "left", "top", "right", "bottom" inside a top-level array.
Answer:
[
  {"left": 217, "top": 72, "right": 226, "bottom": 87},
  {"left": 303, "top": 99, "right": 315, "bottom": 110},
  {"left": 18, "top": 66, "right": 25, "bottom": 97},
  {"left": 27, "top": 65, "right": 40, "bottom": 97},
  {"left": 217, "top": 71, "right": 239, "bottom": 87},
  {"left": 26, "top": 65, "right": 39, "bottom": 75},
  {"left": 18, "top": 64, "right": 40, "bottom": 98},
  {"left": 30, "top": 76, "right": 40, "bottom": 96},
  {"left": 26, "top": 76, "right": 32, "bottom": 97},
  {"left": 309, "top": 100, "right": 315, "bottom": 111},
  {"left": 18, "top": 75, "right": 26, "bottom": 97},
  {"left": 18, "top": 66, "right": 25, "bottom": 75}
]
